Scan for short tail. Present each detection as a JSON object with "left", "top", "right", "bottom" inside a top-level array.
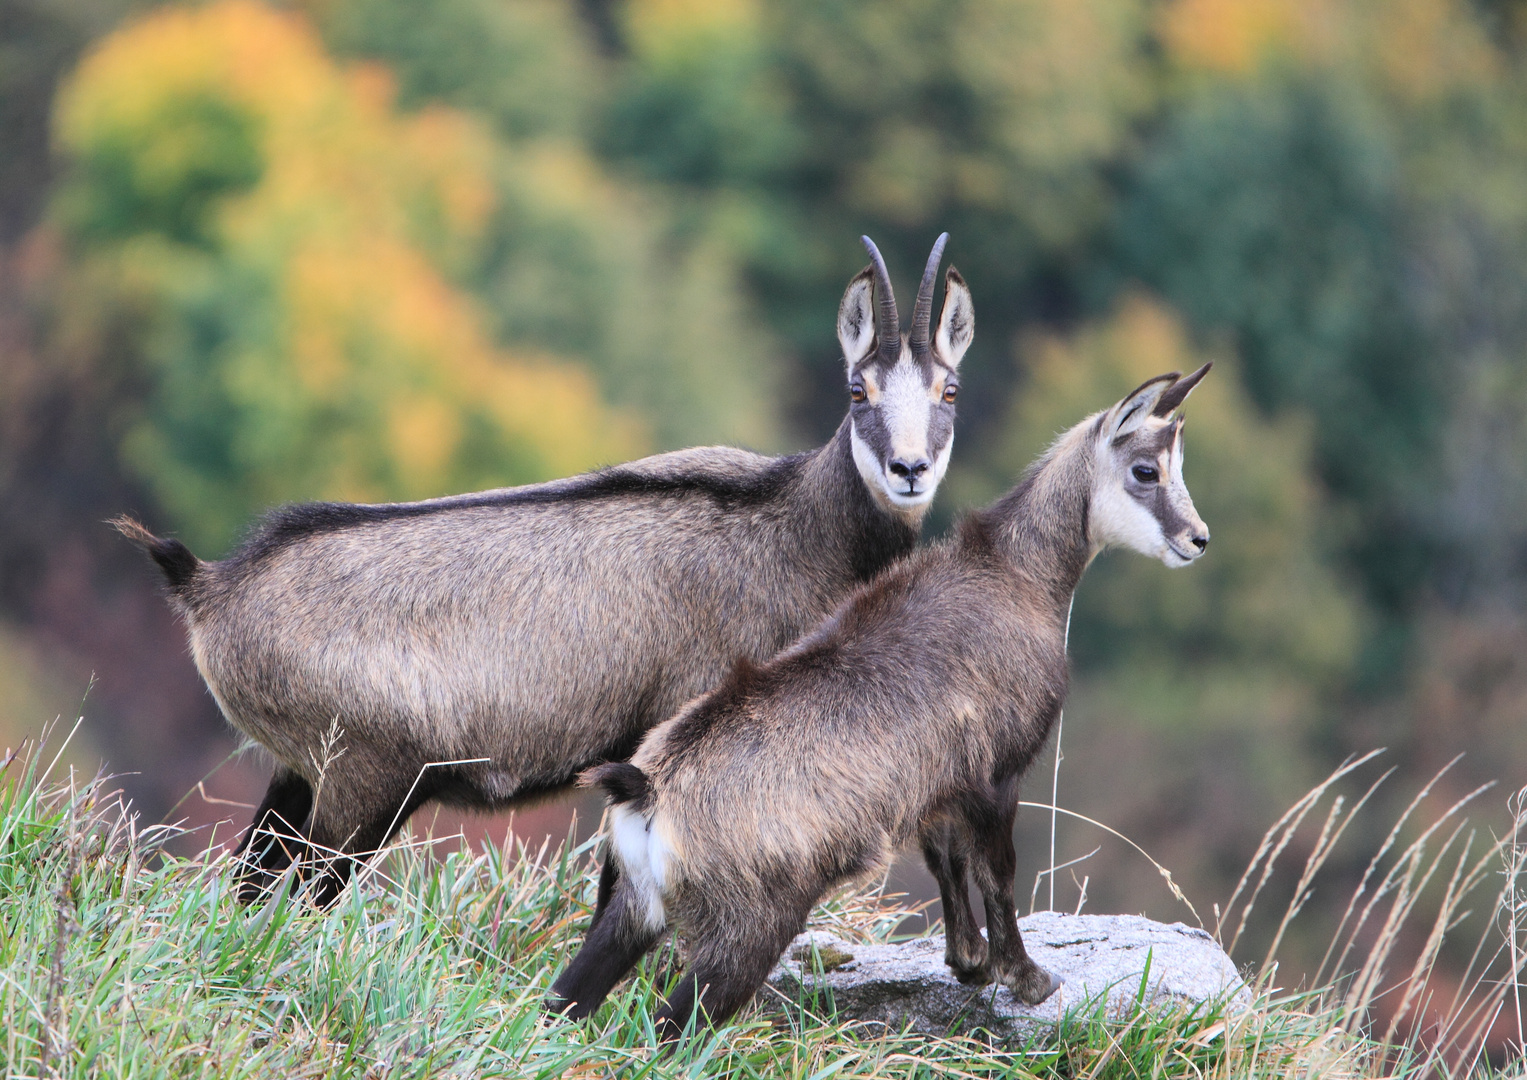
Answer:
[
  {"left": 580, "top": 761, "right": 651, "bottom": 808},
  {"left": 110, "top": 516, "right": 202, "bottom": 599}
]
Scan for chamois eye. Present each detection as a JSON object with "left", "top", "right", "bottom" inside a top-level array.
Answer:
[
  {"left": 1132, "top": 465, "right": 1159, "bottom": 484},
  {"left": 850, "top": 383, "right": 866, "bottom": 403},
  {"left": 942, "top": 383, "right": 958, "bottom": 404}
]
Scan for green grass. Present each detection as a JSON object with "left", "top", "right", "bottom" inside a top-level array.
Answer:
[{"left": 2, "top": 729, "right": 1523, "bottom": 1078}]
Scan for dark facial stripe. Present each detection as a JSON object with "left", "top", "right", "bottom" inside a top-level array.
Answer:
[{"left": 850, "top": 365, "right": 956, "bottom": 465}]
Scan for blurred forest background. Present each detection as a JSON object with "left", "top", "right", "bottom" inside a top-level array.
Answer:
[{"left": 4, "top": 0, "right": 1527, "bottom": 1028}]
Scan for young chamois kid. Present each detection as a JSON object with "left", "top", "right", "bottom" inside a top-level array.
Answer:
[
  {"left": 549, "top": 364, "right": 1212, "bottom": 1039},
  {"left": 115, "top": 234, "right": 973, "bottom": 906}
]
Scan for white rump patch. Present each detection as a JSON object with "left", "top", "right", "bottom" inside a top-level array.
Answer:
[{"left": 610, "top": 803, "right": 671, "bottom": 932}]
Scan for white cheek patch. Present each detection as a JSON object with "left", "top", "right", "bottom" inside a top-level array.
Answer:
[
  {"left": 927, "top": 432, "right": 954, "bottom": 491},
  {"left": 1091, "top": 427, "right": 1171, "bottom": 559},
  {"left": 610, "top": 803, "right": 672, "bottom": 932},
  {"left": 1090, "top": 474, "right": 1166, "bottom": 557},
  {"left": 851, "top": 421, "right": 887, "bottom": 501},
  {"left": 852, "top": 420, "right": 940, "bottom": 510}
]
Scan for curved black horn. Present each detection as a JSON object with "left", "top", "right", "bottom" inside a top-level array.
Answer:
[
  {"left": 861, "top": 235, "right": 900, "bottom": 359},
  {"left": 908, "top": 232, "right": 948, "bottom": 354}
]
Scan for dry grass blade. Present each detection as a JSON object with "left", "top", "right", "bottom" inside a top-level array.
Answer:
[
  {"left": 1220, "top": 749, "right": 1387, "bottom": 957},
  {"left": 1335, "top": 782, "right": 1494, "bottom": 1025},
  {"left": 1018, "top": 800, "right": 1201, "bottom": 924},
  {"left": 1255, "top": 793, "right": 1347, "bottom": 984},
  {"left": 1380, "top": 830, "right": 1490, "bottom": 1048},
  {"left": 1317, "top": 757, "right": 1470, "bottom": 985}
]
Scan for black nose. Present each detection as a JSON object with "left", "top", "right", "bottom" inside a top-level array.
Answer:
[
  {"left": 1191, "top": 534, "right": 1209, "bottom": 552},
  {"left": 888, "top": 457, "right": 931, "bottom": 481}
]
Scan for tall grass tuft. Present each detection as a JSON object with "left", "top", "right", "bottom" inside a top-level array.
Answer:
[{"left": 2, "top": 723, "right": 1523, "bottom": 1078}]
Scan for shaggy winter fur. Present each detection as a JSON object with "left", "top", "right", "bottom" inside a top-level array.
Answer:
[{"left": 548, "top": 365, "right": 1211, "bottom": 1040}]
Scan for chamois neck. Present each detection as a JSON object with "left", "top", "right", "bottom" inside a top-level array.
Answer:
[
  {"left": 800, "top": 417, "right": 920, "bottom": 579},
  {"left": 981, "top": 420, "right": 1096, "bottom": 607}
]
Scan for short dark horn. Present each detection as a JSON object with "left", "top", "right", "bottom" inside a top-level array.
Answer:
[
  {"left": 909, "top": 232, "right": 949, "bottom": 354},
  {"left": 861, "top": 235, "right": 900, "bottom": 359},
  {"left": 1152, "top": 361, "right": 1212, "bottom": 417}
]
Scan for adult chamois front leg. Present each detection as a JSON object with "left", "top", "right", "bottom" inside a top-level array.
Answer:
[
  {"left": 919, "top": 817, "right": 988, "bottom": 983},
  {"left": 964, "top": 778, "right": 1060, "bottom": 1005}
]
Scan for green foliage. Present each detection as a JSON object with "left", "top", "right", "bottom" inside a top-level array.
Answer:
[
  {"left": 579, "top": 0, "right": 1156, "bottom": 420},
  {"left": 472, "top": 144, "right": 784, "bottom": 452},
  {"left": 0, "top": 0, "right": 132, "bottom": 243},
  {"left": 54, "top": 87, "right": 262, "bottom": 247},
  {"left": 275, "top": 0, "right": 787, "bottom": 455},
  {"left": 314, "top": 0, "right": 599, "bottom": 141},
  {"left": 48, "top": 1, "right": 645, "bottom": 554},
  {"left": 600, "top": 0, "right": 794, "bottom": 189},
  {"left": 1111, "top": 78, "right": 1440, "bottom": 617}
]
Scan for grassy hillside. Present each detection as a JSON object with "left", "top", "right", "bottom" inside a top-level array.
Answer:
[{"left": 2, "top": 726, "right": 1522, "bottom": 1079}]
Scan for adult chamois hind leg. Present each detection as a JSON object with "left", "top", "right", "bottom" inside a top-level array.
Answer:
[
  {"left": 233, "top": 767, "right": 313, "bottom": 903},
  {"left": 293, "top": 756, "right": 442, "bottom": 908}
]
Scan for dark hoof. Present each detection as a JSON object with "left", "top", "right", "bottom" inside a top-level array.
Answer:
[
  {"left": 1006, "top": 964, "right": 1061, "bottom": 1006},
  {"left": 946, "top": 941, "right": 990, "bottom": 985},
  {"left": 235, "top": 870, "right": 280, "bottom": 905},
  {"left": 949, "top": 959, "right": 992, "bottom": 986}
]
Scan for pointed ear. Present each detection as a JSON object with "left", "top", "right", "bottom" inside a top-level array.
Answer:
[
  {"left": 1110, "top": 372, "right": 1180, "bottom": 438},
  {"left": 838, "top": 266, "right": 877, "bottom": 371},
  {"left": 1152, "top": 362, "right": 1211, "bottom": 417},
  {"left": 934, "top": 267, "right": 973, "bottom": 369}
]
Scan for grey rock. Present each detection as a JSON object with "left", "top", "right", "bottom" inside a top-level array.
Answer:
[{"left": 762, "top": 912, "right": 1251, "bottom": 1041}]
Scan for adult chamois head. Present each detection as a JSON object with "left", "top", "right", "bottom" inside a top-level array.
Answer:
[
  {"left": 548, "top": 365, "right": 1211, "bottom": 1041},
  {"left": 839, "top": 233, "right": 971, "bottom": 515},
  {"left": 114, "top": 234, "right": 970, "bottom": 908}
]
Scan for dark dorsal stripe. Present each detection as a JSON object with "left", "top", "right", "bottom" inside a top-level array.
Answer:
[{"left": 235, "top": 452, "right": 813, "bottom": 564}]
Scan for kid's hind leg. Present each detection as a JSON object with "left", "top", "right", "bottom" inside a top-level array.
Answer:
[
  {"left": 233, "top": 768, "right": 313, "bottom": 903},
  {"left": 656, "top": 906, "right": 809, "bottom": 1043},
  {"left": 587, "top": 850, "right": 620, "bottom": 933},
  {"left": 547, "top": 878, "right": 664, "bottom": 1020}
]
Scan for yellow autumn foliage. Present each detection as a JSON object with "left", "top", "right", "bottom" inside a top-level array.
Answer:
[
  {"left": 55, "top": 0, "right": 642, "bottom": 553},
  {"left": 1159, "top": 0, "right": 1498, "bottom": 98}
]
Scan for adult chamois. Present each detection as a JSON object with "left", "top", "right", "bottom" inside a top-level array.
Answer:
[
  {"left": 549, "top": 365, "right": 1212, "bottom": 1040},
  {"left": 117, "top": 234, "right": 973, "bottom": 906}
]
